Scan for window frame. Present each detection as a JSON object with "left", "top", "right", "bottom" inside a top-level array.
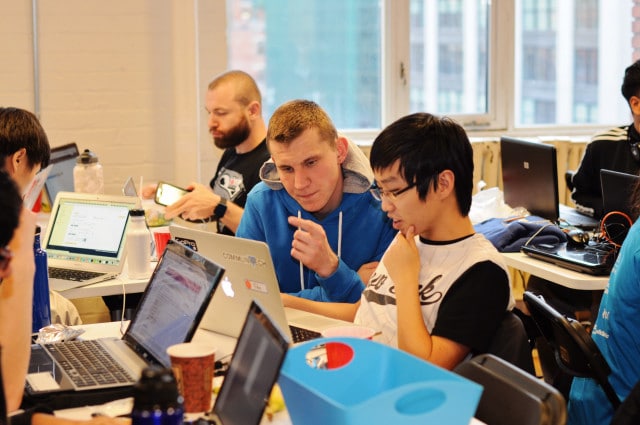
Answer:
[{"left": 345, "top": 0, "right": 623, "bottom": 144}]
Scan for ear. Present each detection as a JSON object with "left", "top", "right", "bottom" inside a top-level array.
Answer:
[
  {"left": 436, "top": 170, "right": 455, "bottom": 198},
  {"left": 247, "top": 100, "right": 261, "bottom": 119},
  {"left": 7, "top": 148, "right": 27, "bottom": 173},
  {"left": 630, "top": 96, "right": 640, "bottom": 116},
  {"left": 336, "top": 136, "right": 349, "bottom": 165}
]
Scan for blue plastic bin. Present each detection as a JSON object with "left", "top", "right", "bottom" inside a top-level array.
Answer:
[{"left": 279, "top": 337, "right": 482, "bottom": 425}]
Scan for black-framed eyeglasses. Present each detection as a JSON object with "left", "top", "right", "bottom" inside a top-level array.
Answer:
[{"left": 370, "top": 183, "right": 416, "bottom": 202}]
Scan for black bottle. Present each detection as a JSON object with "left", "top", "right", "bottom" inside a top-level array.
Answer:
[{"left": 131, "top": 366, "right": 184, "bottom": 425}]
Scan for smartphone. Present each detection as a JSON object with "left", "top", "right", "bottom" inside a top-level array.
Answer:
[{"left": 155, "top": 181, "right": 188, "bottom": 206}]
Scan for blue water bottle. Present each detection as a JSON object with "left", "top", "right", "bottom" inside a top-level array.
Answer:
[
  {"left": 32, "top": 225, "right": 51, "bottom": 333},
  {"left": 131, "top": 366, "right": 184, "bottom": 425}
]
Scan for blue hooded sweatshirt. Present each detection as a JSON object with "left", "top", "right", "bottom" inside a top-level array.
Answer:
[{"left": 236, "top": 139, "right": 395, "bottom": 302}]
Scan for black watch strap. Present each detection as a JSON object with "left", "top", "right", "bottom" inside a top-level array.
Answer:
[{"left": 213, "top": 197, "right": 228, "bottom": 220}]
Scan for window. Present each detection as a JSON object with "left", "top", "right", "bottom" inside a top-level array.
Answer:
[{"left": 227, "top": 0, "right": 634, "bottom": 136}]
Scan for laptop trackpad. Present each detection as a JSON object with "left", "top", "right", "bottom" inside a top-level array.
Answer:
[{"left": 26, "top": 372, "right": 61, "bottom": 392}]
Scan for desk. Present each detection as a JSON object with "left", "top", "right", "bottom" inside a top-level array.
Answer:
[
  {"left": 503, "top": 252, "right": 608, "bottom": 291},
  {"left": 56, "top": 264, "right": 154, "bottom": 300},
  {"left": 52, "top": 321, "right": 486, "bottom": 425}
]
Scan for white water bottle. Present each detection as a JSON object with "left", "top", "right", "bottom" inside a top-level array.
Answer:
[{"left": 127, "top": 209, "right": 151, "bottom": 279}]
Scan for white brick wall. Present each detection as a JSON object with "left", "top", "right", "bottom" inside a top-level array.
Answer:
[{"left": 0, "top": 0, "right": 227, "bottom": 194}]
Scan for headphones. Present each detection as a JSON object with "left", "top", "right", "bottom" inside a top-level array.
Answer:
[{"left": 629, "top": 125, "right": 640, "bottom": 163}]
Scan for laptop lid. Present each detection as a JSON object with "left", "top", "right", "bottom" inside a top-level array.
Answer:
[
  {"left": 213, "top": 300, "right": 289, "bottom": 425},
  {"left": 600, "top": 169, "right": 639, "bottom": 218},
  {"left": 500, "top": 137, "right": 559, "bottom": 221},
  {"left": 521, "top": 243, "right": 615, "bottom": 276},
  {"left": 169, "top": 226, "right": 356, "bottom": 342},
  {"left": 123, "top": 239, "right": 226, "bottom": 367},
  {"left": 43, "top": 192, "right": 139, "bottom": 278},
  {"left": 169, "top": 225, "right": 293, "bottom": 340},
  {"left": 23, "top": 164, "right": 52, "bottom": 210},
  {"left": 44, "top": 142, "right": 80, "bottom": 204}
]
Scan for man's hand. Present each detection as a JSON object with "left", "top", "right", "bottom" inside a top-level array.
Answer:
[
  {"left": 357, "top": 261, "right": 379, "bottom": 285},
  {"left": 141, "top": 183, "right": 158, "bottom": 200},
  {"left": 287, "top": 216, "right": 339, "bottom": 278},
  {"left": 164, "top": 183, "right": 220, "bottom": 221},
  {"left": 382, "top": 226, "right": 420, "bottom": 292}
]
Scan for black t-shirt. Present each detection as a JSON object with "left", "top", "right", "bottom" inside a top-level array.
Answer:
[{"left": 209, "top": 139, "right": 270, "bottom": 235}]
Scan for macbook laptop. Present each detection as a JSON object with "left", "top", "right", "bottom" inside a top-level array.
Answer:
[
  {"left": 25, "top": 240, "right": 225, "bottom": 398},
  {"left": 208, "top": 300, "right": 289, "bottom": 425},
  {"left": 122, "top": 176, "right": 138, "bottom": 197},
  {"left": 44, "top": 192, "right": 140, "bottom": 292},
  {"left": 22, "top": 164, "right": 52, "bottom": 210},
  {"left": 43, "top": 142, "right": 80, "bottom": 205},
  {"left": 500, "top": 137, "right": 599, "bottom": 230},
  {"left": 169, "top": 225, "right": 357, "bottom": 343}
]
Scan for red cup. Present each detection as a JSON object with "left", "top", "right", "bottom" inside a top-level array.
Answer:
[
  {"left": 166, "top": 343, "right": 216, "bottom": 413},
  {"left": 321, "top": 326, "right": 376, "bottom": 369},
  {"left": 153, "top": 231, "right": 171, "bottom": 258}
]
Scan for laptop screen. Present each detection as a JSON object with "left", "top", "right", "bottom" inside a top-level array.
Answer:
[
  {"left": 45, "top": 195, "right": 131, "bottom": 264},
  {"left": 500, "top": 137, "right": 559, "bottom": 221},
  {"left": 44, "top": 143, "right": 79, "bottom": 204},
  {"left": 214, "top": 300, "right": 289, "bottom": 425},
  {"left": 124, "top": 240, "right": 225, "bottom": 367}
]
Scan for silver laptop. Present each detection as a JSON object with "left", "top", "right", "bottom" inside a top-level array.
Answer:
[
  {"left": 44, "top": 192, "right": 140, "bottom": 291},
  {"left": 25, "top": 240, "right": 225, "bottom": 397},
  {"left": 169, "top": 225, "right": 356, "bottom": 343},
  {"left": 43, "top": 142, "right": 80, "bottom": 205}
]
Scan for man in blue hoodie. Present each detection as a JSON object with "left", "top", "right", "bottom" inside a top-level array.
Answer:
[{"left": 236, "top": 100, "right": 395, "bottom": 302}]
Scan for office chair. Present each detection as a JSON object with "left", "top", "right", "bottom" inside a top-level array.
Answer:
[
  {"left": 486, "top": 310, "right": 536, "bottom": 375},
  {"left": 455, "top": 353, "right": 566, "bottom": 425},
  {"left": 523, "top": 291, "right": 621, "bottom": 410}
]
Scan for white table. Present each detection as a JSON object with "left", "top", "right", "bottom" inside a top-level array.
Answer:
[
  {"left": 52, "top": 321, "right": 486, "bottom": 425},
  {"left": 502, "top": 251, "right": 608, "bottom": 291}
]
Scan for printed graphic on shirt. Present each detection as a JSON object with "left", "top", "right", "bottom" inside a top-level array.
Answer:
[
  {"left": 364, "top": 270, "right": 444, "bottom": 306},
  {"left": 213, "top": 167, "right": 245, "bottom": 201}
]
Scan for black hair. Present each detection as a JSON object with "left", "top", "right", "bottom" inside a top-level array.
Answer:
[
  {"left": 0, "top": 107, "right": 50, "bottom": 169},
  {"left": 621, "top": 60, "right": 640, "bottom": 103},
  {"left": 0, "top": 167, "right": 23, "bottom": 247},
  {"left": 370, "top": 112, "right": 474, "bottom": 216}
]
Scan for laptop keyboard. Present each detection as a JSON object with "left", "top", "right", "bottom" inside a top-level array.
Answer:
[
  {"left": 45, "top": 340, "right": 136, "bottom": 388},
  {"left": 49, "top": 267, "right": 106, "bottom": 282},
  {"left": 289, "top": 325, "right": 321, "bottom": 343}
]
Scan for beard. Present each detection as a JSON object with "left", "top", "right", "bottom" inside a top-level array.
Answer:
[{"left": 213, "top": 115, "right": 251, "bottom": 149}]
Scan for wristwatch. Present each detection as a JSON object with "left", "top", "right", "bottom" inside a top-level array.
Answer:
[{"left": 213, "top": 197, "right": 228, "bottom": 221}]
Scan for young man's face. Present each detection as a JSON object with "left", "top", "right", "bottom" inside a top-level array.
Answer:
[
  {"left": 205, "top": 84, "right": 251, "bottom": 150},
  {"left": 270, "top": 128, "right": 347, "bottom": 217},
  {"left": 374, "top": 160, "right": 432, "bottom": 237}
]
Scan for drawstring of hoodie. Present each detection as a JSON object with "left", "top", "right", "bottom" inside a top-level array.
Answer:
[{"left": 298, "top": 210, "right": 343, "bottom": 292}]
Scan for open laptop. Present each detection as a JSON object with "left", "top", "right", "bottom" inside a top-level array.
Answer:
[
  {"left": 44, "top": 192, "right": 140, "bottom": 291},
  {"left": 500, "top": 137, "right": 599, "bottom": 230},
  {"left": 25, "top": 240, "right": 224, "bottom": 401},
  {"left": 169, "top": 225, "right": 357, "bottom": 343},
  {"left": 22, "top": 164, "right": 52, "bottom": 210},
  {"left": 43, "top": 142, "right": 80, "bottom": 206},
  {"left": 600, "top": 169, "right": 639, "bottom": 218},
  {"left": 520, "top": 241, "right": 616, "bottom": 275},
  {"left": 207, "top": 300, "right": 289, "bottom": 425}
]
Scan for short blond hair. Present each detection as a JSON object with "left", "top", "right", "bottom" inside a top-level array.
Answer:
[
  {"left": 208, "top": 70, "right": 262, "bottom": 107},
  {"left": 267, "top": 100, "right": 337, "bottom": 149}
]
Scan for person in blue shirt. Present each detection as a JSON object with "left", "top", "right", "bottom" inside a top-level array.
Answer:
[
  {"left": 236, "top": 100, "right": 395, "bottom": 302},
  {"left": 567, "top": 180, "right": 640, "bottom": 424}
]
